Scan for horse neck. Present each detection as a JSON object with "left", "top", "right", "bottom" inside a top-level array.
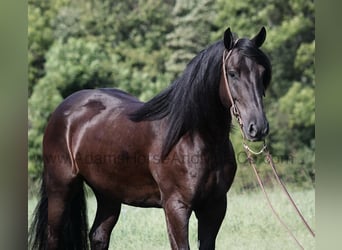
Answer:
[{"left": 203, "top": 110, "right": 232, "bottom": 143}]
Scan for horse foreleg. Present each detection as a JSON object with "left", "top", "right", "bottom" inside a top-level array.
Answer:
[
  {"left": 89, "top": 195, "right": 121, "bottom": 250},
  {"left": 163, "top": 195, "right": 192, "bottom": 250},
  {"left": 194, "top": 196, "right": 227, "bottom": 250}
]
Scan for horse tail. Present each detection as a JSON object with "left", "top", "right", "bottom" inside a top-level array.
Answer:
[
  {"left": 29, "top": 176, "right": 89, "bottom": 250},
  {"left": 60, "top": 179, "right": 89, "bottom": 250},
  {"left": 28, "top": 177, "right": 47, "bottom": 250}
]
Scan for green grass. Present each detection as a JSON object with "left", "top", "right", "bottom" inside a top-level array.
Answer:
[{"left": 28, "top": 188, "right": 315, "bottom": 249}]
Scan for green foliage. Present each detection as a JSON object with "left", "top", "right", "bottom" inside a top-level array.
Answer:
[
  {"left": 43, "top": 37, "right": 114, "bottom": 97},
  {"left": 28, "top": 0, "right": 315, "bottom": 190},
  {"left": 28, "top": 2, "right": 54, "bottom": 96},
  {"left": 166, "top": 0, "right": 216, "bottom": 79},
  {"left": 279, "top": 82, "right": 315, "bottom": 128},
  {"left": 295, "top": 41, "right": 315, "bottom": 86}
]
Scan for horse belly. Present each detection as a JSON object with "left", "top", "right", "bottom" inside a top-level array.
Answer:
[{"left": 78, "top": 143, "right": 162, "bottom": 207}]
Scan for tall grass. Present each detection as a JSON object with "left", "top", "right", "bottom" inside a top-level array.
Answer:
[{"left": 28, "top": 188, "right": 314, "bottom": 249}]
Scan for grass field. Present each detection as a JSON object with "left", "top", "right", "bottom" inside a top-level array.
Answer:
[{"left": 28, "top": 188, "right": 315, "bottom": 249}]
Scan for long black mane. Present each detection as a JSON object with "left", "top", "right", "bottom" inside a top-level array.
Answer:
[
  {"left": 129, "top": 38, "right": 271, "bottom": 159},
  {"left": 129, "top": 41, "right": 227, "bottom": 158}
]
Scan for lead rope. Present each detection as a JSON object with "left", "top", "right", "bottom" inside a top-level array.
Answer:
[
  {"left": 222, "top": 48, "right": 315, "bottom": 249},
  {"left": 264, "top": 149, "right": 316, "bottom": 238},
  {"left": 244, "top": 145, "right": 305, "bottom": 250}
]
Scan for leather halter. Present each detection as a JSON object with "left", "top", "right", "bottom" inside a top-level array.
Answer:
[{"left": 221, "top": 40, "right": 243, "bottom": 128}]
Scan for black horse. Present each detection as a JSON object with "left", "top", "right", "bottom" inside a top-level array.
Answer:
[{"left": 29, "top": 27, "right": 271, "bottom": 250}]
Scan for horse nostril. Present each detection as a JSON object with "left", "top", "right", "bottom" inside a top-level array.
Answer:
[
  {"left": 248, "top": 122, "right": 257, "bottom": 137},
  {"left": 247, "top": 121, "right": 268, "bottom": 140}
]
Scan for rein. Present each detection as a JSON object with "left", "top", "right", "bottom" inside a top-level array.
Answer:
[{"left": 222, "top": 48, "right": 315, "bottom": 249}]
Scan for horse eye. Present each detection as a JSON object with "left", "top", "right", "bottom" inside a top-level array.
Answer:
[{"left": 228, "top": 71, "right": 237, "bottom": 78}]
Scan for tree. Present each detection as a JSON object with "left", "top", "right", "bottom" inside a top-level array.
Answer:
[
  {"left": 28, "top": 0, "right": 54, "bottom": 96},
  {"left": 165, "top": 0, "right": 216, "bottom": 79}
]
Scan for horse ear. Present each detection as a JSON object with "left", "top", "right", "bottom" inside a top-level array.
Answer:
[
  {"left": 251, "top": 27, "right": 266, "bottom": 48},
  {"left": 224, "top": 27, "right": 234, "bottom": 50}
]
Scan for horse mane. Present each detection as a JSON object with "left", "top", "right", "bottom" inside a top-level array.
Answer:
[{"left": 129, "top": 38, "right": 271, "bottom": 159}]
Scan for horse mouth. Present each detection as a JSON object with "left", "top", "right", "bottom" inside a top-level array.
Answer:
[{"left": 246, "top": 135, "right": 265, "bottom": 142}]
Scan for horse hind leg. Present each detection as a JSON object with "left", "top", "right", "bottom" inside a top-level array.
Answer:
[
  {"left": 89, "top": 193, "right": 122, "bottom": 250},
  {"left": 44, "top": 150, "right": 88, "bottom": 249},
  {"left": 39, "top": 109, "right": 90, "bottom": 249},
  {"left": 47, "top": 176, "right": 88, "bottom": 250}
]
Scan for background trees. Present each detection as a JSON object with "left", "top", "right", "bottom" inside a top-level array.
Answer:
[{"left": 28, "top": 0, "right": 315, "bottom": 191}]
